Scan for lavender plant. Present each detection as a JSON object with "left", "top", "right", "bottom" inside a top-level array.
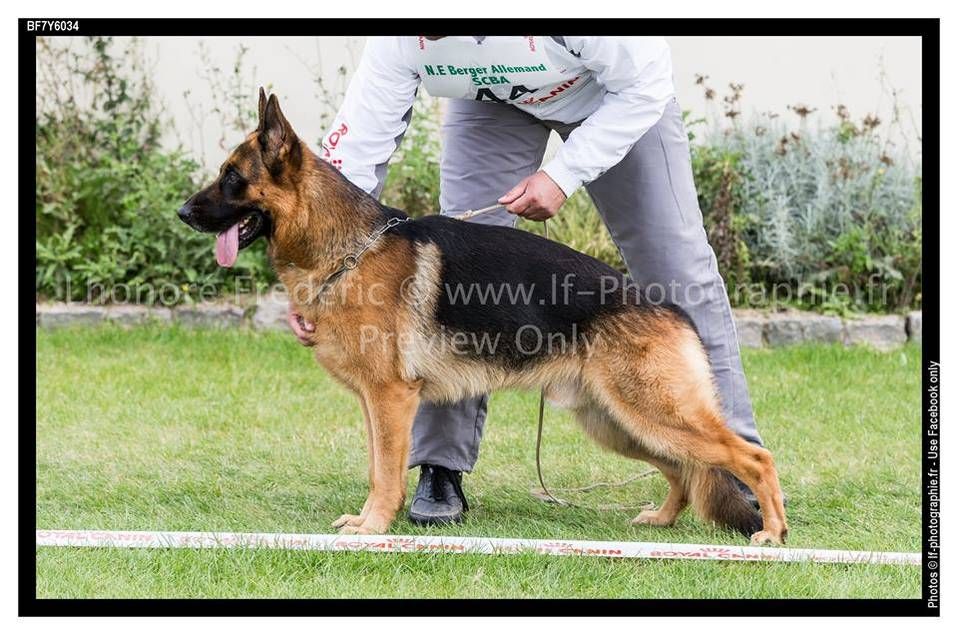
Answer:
[{"left": 691, "top": 79, "right": 922, "bottom": 313}]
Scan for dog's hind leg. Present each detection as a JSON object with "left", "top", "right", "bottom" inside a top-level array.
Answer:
[
  {"left": 573, "top": 402, "right": 688, "bottom": 527},
  {"left": 631, "top": 466, "right": 687, "bottom": 527},
  {"left": 338, "top": 380, "right": 422, "bottom": 535},
  {"left": 331, "top": 395, "right": 377, "bottom": 530},
  {"left": 585, "top": 325, "right": 787, "bottom": 543}
]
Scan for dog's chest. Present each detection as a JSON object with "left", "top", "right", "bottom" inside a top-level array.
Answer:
[{"left": 310, "top": 327, "right": 346, "bottom": 359}]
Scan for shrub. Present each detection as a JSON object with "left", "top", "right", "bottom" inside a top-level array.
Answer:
[
  {"left": 380, "top": 94, "right": 442, "bottom": 215},
  {"left": 691, "top": 143, "right": 752, "bottom": 292},
  {"left": 690, "top": 80, "right": 922, "bottom": 313}
]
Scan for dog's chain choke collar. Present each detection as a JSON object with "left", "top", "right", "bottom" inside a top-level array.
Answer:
[{"left": 315, "top": 216, "right": 410, "bottom": 301}]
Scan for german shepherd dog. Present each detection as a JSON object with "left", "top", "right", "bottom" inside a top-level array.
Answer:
[{"left": 178, "top": 90, "right": 788, "bottom": 544}]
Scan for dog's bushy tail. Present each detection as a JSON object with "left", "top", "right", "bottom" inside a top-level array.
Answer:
[{"left": 686, "top": 466, "right": 762, "bottom": 537}]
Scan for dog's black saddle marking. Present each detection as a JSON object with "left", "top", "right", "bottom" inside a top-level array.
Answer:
[{"left": 393, "top": 214, "right": 648, "bottom": 368}]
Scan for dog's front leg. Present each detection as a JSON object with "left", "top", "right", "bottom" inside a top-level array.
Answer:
[
  {"left": 332, "top": 395, "right": 377, "bottom": 530},
  {"left": 338, "top": 380, "right": 421, "bottom": 535}
]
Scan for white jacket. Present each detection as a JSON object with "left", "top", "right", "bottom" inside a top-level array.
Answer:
[{"left": 321, "top": 36, "right": 674, "bottom": 198}]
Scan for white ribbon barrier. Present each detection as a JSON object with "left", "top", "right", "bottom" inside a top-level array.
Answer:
[{"left": 36, "top": 529, "right": 921, "bottom": 566}]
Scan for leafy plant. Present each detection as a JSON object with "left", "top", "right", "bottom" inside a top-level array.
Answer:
[
  {"left": 380, "top": 94, "right": 442, "bottom": 215},
  {"left": 689, "top": 78, "right": 922, "bottom": 313},
  {"left": 691, "top": 143, "right": 753, "bottom": 291}
]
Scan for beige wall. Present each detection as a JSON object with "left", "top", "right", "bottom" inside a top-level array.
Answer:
[
  {"left": 669, "top": 36, "right": 922, "bottom": 139},
  {"left": 65, "top": 35, "right": 922, "bottom": 170}
]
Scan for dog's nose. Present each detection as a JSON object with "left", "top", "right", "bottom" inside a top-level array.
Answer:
[{"left": 177, "top": 204, "right": 193, "bottom": 223}]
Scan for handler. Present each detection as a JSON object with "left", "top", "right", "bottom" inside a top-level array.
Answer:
[{"left": 289, "top": 36, "right": 767, "bottom": 525}]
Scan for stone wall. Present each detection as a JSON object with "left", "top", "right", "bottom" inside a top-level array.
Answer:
[
  {"left": 36, "top": 295, "right": 922, "bottom": 351},
  {"left": 733, "top": 309, "right": 920, "bottom": 351}
]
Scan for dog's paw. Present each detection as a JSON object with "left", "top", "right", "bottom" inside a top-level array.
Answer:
[
  {"left": 749, "top": 530, "right": 785, "bottom": 546},
  {"left": 337, "top": 515, "right": 391, "bottom": 535},
  {"left": 337, "top": 524, "right": 376, "bottom": 535},
  {"left": 331, "top": 514, "right": 364, "bottom": 529},
  {"left": 631, "top": 509, "right": 673, "bottom": 527}
]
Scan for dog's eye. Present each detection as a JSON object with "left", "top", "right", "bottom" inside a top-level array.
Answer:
[{"left": 221, "top": 170, "right": 246, "bottom": 197}]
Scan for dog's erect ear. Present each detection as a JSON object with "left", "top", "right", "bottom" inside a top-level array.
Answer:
[
  {"left": 257, "top": 87, "right": 267, "bottom": 128},
  {"left": 258, "top": 93, "right": 296, "bottom": 166}
]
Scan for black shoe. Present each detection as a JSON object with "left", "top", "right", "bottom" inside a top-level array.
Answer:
[
  {"left": 734, "top": 477, "right": 789, "bottom": 510},
  {"left": 408, "top": 465, "right": 470, "bottom": 526}
]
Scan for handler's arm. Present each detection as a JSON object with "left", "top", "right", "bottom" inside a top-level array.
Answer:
[
  {"left": 541, "top": 37, "right": 675, "bottom": 197},
  {"left": 321, "top": 36, "right": 421, "bottom": 196}
]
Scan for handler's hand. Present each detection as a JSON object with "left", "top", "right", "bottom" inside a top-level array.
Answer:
[
  {"left": 287, "top": 303, "right": 316, "bottom": 346},
  {"left": 498, "top": 171, "right": 567, "bottom": 221}
]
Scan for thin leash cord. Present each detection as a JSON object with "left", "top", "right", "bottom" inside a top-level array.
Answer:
[
  {"left": 534, "top": 219, "right": 564, "bottom": 505},
  {"left": 456, "top": 203, "right": 507, "bottom": 220},
  {"left": 534, "top": 387, "right": 564, "bottom": 504},
  {"left": 536, "top": 220, "right": 649, "bottom": 510},
  {"left": 534, "top": 390, "right": 655, "bottom": 511},
  {"left": 455, "top": 207, "right": 654, "bottom": 513}
]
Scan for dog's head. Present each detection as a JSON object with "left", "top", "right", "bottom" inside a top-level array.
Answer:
[{"left": 178, "top": 88, "right": 303, "bottom": 267}]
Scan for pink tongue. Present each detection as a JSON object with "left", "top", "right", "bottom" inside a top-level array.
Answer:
[{"left": 215, "top": 223, "right": 240, "bottom": 268}]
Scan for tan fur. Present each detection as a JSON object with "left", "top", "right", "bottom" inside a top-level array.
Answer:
[{"left": 192, "top": 92, "right": 788, "bottom": 543}]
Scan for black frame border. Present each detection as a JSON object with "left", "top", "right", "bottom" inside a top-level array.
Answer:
[{"left": 20, "top": 17, "right": 940, "bottom": 617}]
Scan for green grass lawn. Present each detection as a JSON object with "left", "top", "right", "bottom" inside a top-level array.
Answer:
[{"left": 35, "top": 325, "right": 922, "bottom": 599}]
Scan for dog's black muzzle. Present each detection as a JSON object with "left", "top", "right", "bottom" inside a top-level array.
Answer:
[{"left": 178, "top": 195, "right": 272, "bottom": 249}]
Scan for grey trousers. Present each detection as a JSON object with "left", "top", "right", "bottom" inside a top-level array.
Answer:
[{"left": 403, "top": 97, "right": 762, "bottom": 472}]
